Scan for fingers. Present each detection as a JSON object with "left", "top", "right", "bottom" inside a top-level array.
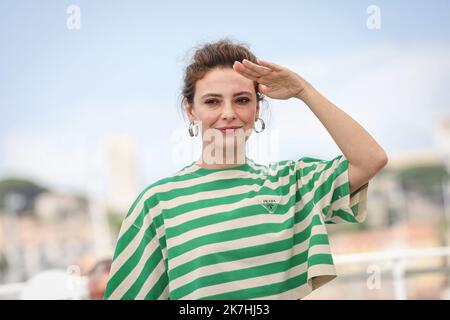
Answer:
[
  {"left": 240, "top": 71, "right": 260, "bottom": 82},
  {"left": 233, "top": 61, "right": 259, "bottom": 76},
  {"left": 257, "top": 59, "right": 283, "bottom": 72},
  {"left": 258, "top": 83, "right": 268, "bottom": 94},
  {"left": 233, "top": 61, "right": 261, "bottom": 81},
  {"left": 233, "top": 58, "right": 282, "bottom": 83},
  {"left": 242, "top": 59, "right": 273, "bottom": 75}
]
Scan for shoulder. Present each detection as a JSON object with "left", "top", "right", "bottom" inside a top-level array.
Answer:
[
  {"left": 130, "top": 163, "right": 198, "bottom": 209},
  {"left": 255, "top": 155, "right": 346, "bottom": 179},
  {"left": 297, "top": 154, "right": 343, "bottom": 165},
  {"left": 296, "top": 154, "right": 345, "bottom": 171},
  {"left": 125, "top": 174, "right": 177, "bottom": 215},
  {"left": 249, "top": 158, "right": 298, "bottom": 178}
]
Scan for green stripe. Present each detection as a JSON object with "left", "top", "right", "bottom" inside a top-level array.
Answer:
[
  {"left": 144, "top": 272, "right": 169, "bottom": 300},
  {"left": 330, "top": 180, "right": 349, "bottom": 203},
  {"left": 200, "top": 271, "right": 309, "bottom": 299},
  {"left": 125, "top": 185, "right": 153, "bottom": 219},
  {"left": 111, "top": 224, "right": 140, "bottom": 262},
  {"left": 307, "top": 253, "right": 334, "bottom": 268},
  {"left": 312, "top": 159, "right": 348, "bottom": 205},
  {"left": 329, "top": 208, "right": 359, "bottom": 223},
  {"left": 122, "top": 244, "right": 166, "bottom": 299},
  {"left": 113, "top": 198, "right": 160, "bottom": 259},
  {"left": 351, "top": 202, "right": 361, "bottom": 216},
  {"left": 104, "top": 225, "right": 158, "bottom": 299}
]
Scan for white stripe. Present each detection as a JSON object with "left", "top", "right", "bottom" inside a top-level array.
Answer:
[
  {"left": 134, "top": 259, "right": 167, "bottom": 299},
  {"left": 158, "top": 284, "right": 170, "bottom": 300},
  {"left": 251, "top": 282, "right": 311, "bottom": 300},
  {"left": 299, "top": 157, "right": 342, "bottom": 189},
  {"left": 307, "top": 264, "right": 337, "bottom": 289},
  {"left": 107, "top": 238, "right": 159, "bottom": 299},
  {"left": 108, "top": 222, "right": 158, "bottom": 280},
  {"left": 325, "top": 169, "right": 368, "bottom": 223},
  {"left": 253, "top": 264, "right": 336, "bottom": 300}
]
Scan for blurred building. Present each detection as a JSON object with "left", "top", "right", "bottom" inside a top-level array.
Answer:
[
  {"left": 34, "top": 192, "right": 88, "bottom": 221},
  {"left": 434, "top": 116, "right": 450, "bottom": 163},
  {"left": 0, "top": 189, "right": 110, "bottom": 284},
  {"left": 106, "top": 136, "right": 139, "bottom": 215}
]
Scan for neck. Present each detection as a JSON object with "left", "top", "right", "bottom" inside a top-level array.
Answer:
[{"left": 197, "top": 147, "right": 247, "bottom": 169}]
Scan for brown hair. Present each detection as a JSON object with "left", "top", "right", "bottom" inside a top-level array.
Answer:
[{"left": 178, "top": 37, "right": 269, "bottom": 123}]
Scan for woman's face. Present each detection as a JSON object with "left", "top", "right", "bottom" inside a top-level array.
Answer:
[{"left": 185, "top": 67, "right": 260, "bottom": 149}]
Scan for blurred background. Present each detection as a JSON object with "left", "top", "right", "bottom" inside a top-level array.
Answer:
[{"left": 1, "top": 0, "right": 449, "bottom": 299}]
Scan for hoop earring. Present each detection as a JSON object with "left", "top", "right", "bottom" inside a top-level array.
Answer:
[
  {"left": 253, "top": 117, "right": 265, "bottom": 133},
  {"left": 188, "top": 121, "right": 199, "bottom": 137}
]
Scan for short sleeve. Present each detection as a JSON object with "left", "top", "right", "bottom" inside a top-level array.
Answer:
[
  {"left": 296, "top": 154, "right": 369, "bottom": 224},
  {"left": 104, "top": 191, "right": 170, "bottom": 300}
]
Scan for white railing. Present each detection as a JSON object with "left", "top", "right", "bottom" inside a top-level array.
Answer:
[
  {"left": 0, "top": 282, "right": 26, "bottom": 299},
  {"left": 333, "top": 246, "right": 450, "bottom": 299},
  {"left": 0, "top": 275, "right": 88, "bottom": 300}
]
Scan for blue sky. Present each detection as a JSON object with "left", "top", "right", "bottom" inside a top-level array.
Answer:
[{"left": 1, "top": 0, "right": 449, "bottom": 198}]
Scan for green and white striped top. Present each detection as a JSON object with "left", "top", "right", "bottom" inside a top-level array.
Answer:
[{"left": 104, "top": 154, "right": 368, "bottom": 300}]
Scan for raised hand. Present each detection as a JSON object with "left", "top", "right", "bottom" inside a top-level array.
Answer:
[{"left": 233, "top": 58, "right": 310, "bottom": 100}]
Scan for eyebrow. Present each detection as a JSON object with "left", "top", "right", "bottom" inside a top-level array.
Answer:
[{"left": 201, "top": 91, "right": 253, "bottom": 99}]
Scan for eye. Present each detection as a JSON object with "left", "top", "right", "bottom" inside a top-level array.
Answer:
[
  {"left": 205, "top": 99, "right": 219, "bottom": 105},
  {"left": 237, "top": 97, "right": 250, "bottom": 104}
]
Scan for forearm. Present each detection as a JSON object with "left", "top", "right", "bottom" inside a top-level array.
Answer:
[{"left": 296, "top": 83, "right": 388, "bottom": 172}]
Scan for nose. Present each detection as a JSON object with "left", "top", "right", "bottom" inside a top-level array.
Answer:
[{"left": 221, "top": 100, "right": 237, "bottom": 120}]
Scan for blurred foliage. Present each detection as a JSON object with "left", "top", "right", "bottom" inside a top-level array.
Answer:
[
  {"left": 396, "top": 164, "right": 449, "bottom": 203},
  {"left": 327, "top": 220, "right": 366, "bottom": 234},
  {"left": 436, "top": 216, "right": 449, "bottom": 244},
  {"left": 387, "top": 206, "right": 400, "bottom": 226},
  {"left": 106, "top": 211, "right": 124, "bottom": 236},
  {"left": 0, "top": 178, "right": 48, "bottom": 215},
  {"left": 0, "top": 252, "right": 7, "bottom": 272}
]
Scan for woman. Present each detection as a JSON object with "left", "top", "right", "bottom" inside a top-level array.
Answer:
[{"left": 104, "top": 38, "right": 388, "bottom": 300}]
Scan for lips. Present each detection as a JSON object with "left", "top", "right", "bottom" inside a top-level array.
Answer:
[
  {"left": 216, "top": 127, "right": 243, "bottom": 134},
  {"left": 216, "top": 126, "right": 242, "bottom": 130}
]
